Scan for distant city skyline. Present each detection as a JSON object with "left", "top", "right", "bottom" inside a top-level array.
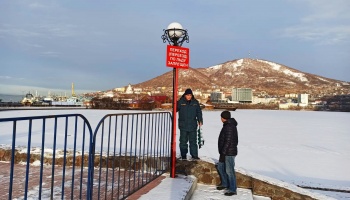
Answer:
[{"left": 1, "top": 0, "right": 350, "bottom": 95}]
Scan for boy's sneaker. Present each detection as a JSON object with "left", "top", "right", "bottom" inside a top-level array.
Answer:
[
  {"left": 216, "top": 186, "right": 227, "bottom": 190},
  {"left": 224, "top": 191, "right": 237, "bottom": 196},
  {"left": 181, "top": 156, "right": 187, "bottom": 160},
  {"left": 192, "top": 156, "right": 200, "bottom": 160}
]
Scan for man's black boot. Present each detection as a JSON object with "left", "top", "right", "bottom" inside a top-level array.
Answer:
[{"left": 216, "top": 186, "right": 226, "bottom": 190}]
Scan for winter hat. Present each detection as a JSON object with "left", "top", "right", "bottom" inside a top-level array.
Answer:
[
  {"left": 184, "top": 88, "right": 193, "bottom": 95},
  {"left": 221, "top": 111, "right": 231, "bottom": 119}
]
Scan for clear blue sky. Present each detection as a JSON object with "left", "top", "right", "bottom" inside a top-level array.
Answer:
[{"left": 1, "top": 0, "right": 349, "bottom": 95}]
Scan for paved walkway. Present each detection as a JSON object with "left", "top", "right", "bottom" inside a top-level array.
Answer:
[
  {"left": 127, "top": 175, "right": 166, "bottom": 200},
  {"left": 0, "top": 162, "right": 90, "bottom": 199},
  {"left": 0, "top": 162, "right": 156, "bottom": 199}
]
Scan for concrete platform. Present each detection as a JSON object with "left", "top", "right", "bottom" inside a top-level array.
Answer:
[
  {"left": 129, "top": 173, "right": 197, "bottom": 200},
  {"left": 127, "top": 173, "right": 270, "bottom": 200}
]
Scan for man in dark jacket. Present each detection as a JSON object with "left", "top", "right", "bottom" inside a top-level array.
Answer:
[
  {"left": 177, "top": 88, "right": 203, "bottom": 160},
  {"left": 216, "top": 110, "right": 238, "bottom": 196}
]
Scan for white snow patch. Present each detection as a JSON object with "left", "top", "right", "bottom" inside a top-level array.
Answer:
[
  {"left": 285, "top": 81, "right": 296, "bottom": 85},
  {"left": 235, "top": 72, "right": 245, "bottom": 76},
  {"left": 253, "top": 195, "right": 272, "bottom": 200},
  {"left": 266, "top": 78, "right": 277, "bottom": 82},
  {"left": 139, "top": 174, "right": 196, "bottom": 200},
  {"left": 257, "top": 60, "right": 308, "bottom": 82},
  {"left": 257, "top": 59, "right": 281, "bottom": 70},
  {"left": 181, "top": 70, "right": 191, "bottom": 77},
  {"left": 16, "top": 147, "right": 73, "bottom": 158},
  {"left": 317, "top": 77, "right": 331, "bottom": 82},
  {"left": 32, "top": 160, "right": 41, "bottom": 166},
  {"left": 224, "top": 72, "right": 233, "bottom": 76},
  {"left": 229, "top": 59, "right": 243, "bottom": 69},
  {"left": 208, "top": 64, "right": 222, "bottom": 70},
  {"left": 192, "top": 185, "right": 254, "bottom": 200},
  {"left": 236, "top": 168, "right": 336, "bottom": 200}
]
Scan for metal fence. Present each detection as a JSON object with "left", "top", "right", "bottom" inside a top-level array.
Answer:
[
  {"left": 90, "top": 112, "right": 172, "bottom": 199},
  {"left": 0, "top": 111, "right": 172, "bottom": 200}
]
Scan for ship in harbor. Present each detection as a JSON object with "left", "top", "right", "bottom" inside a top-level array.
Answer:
[
  {"left": 19, "top": 83, "right": 86, "bottom": 107},
  {"left": 212, "top": 103, "right": 238, "bottom": 111},
  {"left": 21, "top": 92, "right": 37, "bottom": 106}
]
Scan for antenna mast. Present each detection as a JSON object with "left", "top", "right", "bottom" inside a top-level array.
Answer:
[{"left": 71, "top": 82, "right": 76, "bottom": 97}]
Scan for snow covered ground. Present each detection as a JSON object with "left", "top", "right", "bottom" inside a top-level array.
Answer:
[{"left": 0, "top": 109, "right": 349, "bottom": 199}]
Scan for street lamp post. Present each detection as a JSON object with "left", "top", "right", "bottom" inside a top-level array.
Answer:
[{"left": 162, "top": 22, "right": 189, "bottom": 178}]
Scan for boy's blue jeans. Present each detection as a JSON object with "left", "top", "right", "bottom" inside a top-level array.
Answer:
[{"left": 217, "top": 156, "right": 237, "bottom": 193}]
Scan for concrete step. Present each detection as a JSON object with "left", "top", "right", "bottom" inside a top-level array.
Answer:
[
  {"left": 135, "top": 173, "right": 197, "bottom": 200},
  {"left": 191, "top": 184, "right": 254, "bottom": 200},
  {"left": 129, "top": 172, "right": 272, "bottom": 200}
]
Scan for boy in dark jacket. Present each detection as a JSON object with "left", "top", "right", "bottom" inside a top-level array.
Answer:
[
  {"left": 216, "top": 110, "right": 238, "bottom": 196},
  {"left": 177, "top": 88, "right": 203, "bottom": 160}
]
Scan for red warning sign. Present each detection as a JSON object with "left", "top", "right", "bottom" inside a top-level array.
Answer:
[{"left": 166, "top": 45, "right": 189, "bottom": 69}]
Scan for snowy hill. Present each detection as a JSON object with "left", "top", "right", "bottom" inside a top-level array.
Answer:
[{"left": 134, "top": 58, "right": 350, "bottom": 96}]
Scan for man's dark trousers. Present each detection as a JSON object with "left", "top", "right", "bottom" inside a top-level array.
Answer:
[{"left": 179, "top": 129, "right": 198, "bottom": 158}]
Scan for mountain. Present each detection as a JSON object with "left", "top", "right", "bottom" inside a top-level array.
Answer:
[{"left": 133, "top": 58, "right": 350, "bottom": 96}]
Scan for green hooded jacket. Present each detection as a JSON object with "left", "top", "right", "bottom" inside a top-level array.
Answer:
[{"left": 176, "top": 94, "right": 203, "bottom": 131}]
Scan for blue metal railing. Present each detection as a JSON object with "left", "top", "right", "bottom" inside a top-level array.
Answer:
[
  {"left": 0, "top": 114, "right": 94, "bottom": 199},
  {"left": 0, "top": 111, "right": 172, "bottom": 200},
  {"left": 90, "top": 112, "right": 172, "bottom": 199}
]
